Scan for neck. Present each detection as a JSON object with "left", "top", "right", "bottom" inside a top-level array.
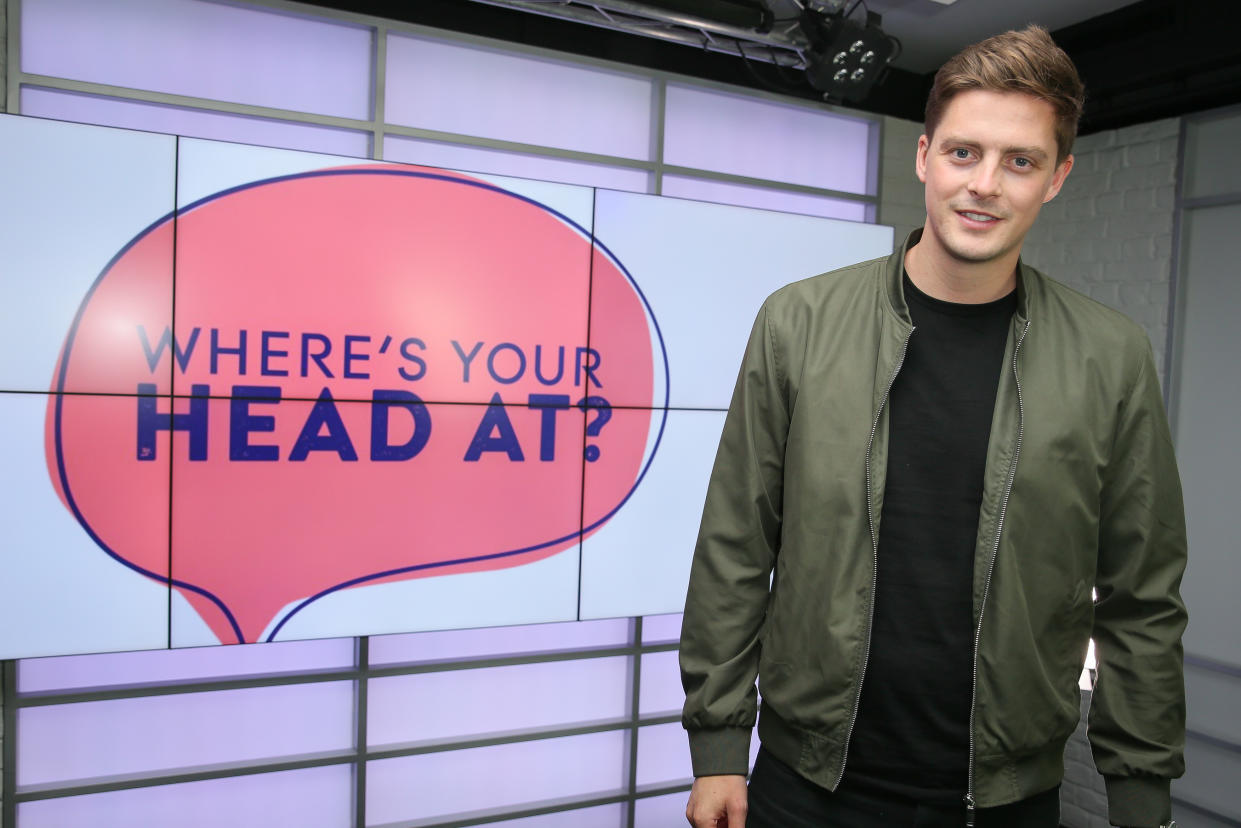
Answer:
[{"left": 904, "top": 238, "right": 1018, "bottom": 304}]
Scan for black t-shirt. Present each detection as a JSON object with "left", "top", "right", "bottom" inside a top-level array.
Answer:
[{"left": 841, "top": 270, "right": 1017, "bottom": 803}]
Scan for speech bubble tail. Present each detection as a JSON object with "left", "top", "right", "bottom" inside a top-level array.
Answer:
[{"left": 175, "top": 586, "right": 245, "bottom": 644}]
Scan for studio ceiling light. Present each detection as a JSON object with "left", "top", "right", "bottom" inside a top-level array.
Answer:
[{"left": 462, "top": 0, "right": 898, "bottom": 103}]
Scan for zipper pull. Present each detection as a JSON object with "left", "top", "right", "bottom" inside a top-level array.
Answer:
[{"left": 964, "top": 793, "right": 976, "bottom": 828}]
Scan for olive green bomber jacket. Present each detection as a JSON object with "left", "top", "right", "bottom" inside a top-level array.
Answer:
[{"left": 679, "top": 231, "right": 1188, "bottom": 827}]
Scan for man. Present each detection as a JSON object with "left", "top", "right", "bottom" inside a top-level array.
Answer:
[{"left": 680, "top": 25, "right": 1186, "bottom": 828}]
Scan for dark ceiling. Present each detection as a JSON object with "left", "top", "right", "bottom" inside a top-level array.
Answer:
[{"left": 304, "top": 0, "right": 1241, "bottom": 134}]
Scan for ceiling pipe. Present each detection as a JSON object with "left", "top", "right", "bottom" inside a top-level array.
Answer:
[{"left": 463, "top": 0, "right": 811, "bottom": 66}]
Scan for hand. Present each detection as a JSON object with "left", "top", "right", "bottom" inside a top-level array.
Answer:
[{"left": 685, "top": 774, "right": 749, "bottom": 827}]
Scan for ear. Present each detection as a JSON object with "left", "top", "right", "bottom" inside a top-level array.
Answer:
[
  {"left": 915, "top": 134, "right": 930, "bottom": 183},
  {"left": 1042, "top": 154, "right": 1074, "bottom": 203}
]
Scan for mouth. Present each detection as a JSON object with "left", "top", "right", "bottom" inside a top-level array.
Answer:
[{"left": 956, "top": 209, "right": 1002, "bottom": 225}]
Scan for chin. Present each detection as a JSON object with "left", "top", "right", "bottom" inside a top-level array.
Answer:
[{"left": 943, "top": 241, "right": 1005, "bottom": 264}]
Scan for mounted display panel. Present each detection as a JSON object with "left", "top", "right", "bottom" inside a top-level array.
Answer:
[{"left": 0, "top": 113, "right": 893, "bottom": 658}]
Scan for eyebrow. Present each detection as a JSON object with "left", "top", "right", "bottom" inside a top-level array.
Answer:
[{"left": 936, "top": 137, "right": 1051, "bottom": 161}]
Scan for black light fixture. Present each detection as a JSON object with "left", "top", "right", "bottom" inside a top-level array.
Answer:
[{"left": 802, "top": 6, "right": 898, "bottom": 102}]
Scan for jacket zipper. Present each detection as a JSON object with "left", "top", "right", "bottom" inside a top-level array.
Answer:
[
  {"left": 964, "top": 319, "right": 1029, "bottom": 827},
  {"left": 835, "top": 324, "right": 915, "bottom": 790}
]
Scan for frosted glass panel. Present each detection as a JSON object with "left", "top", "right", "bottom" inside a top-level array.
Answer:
[
  {"left": 642, "top": 613, "right": 683, "bottom": 643},
  {"left": 385, "top": 135, "right": 650, "bottom": 192},
  {"left": 21, "top": 0, "right": 371, "bottom": 118},
  {"left": 16, "top": 764, "right": 352, "bottom": 828},
  {"left": 386, "top": 34, "right": 653, "bottom": 159},
  {"left": 18, "top": 682, "right": 354, "bottom": 785},
  {"left": 18, "top": 638, "right": 355, "bottom": 693},
  {"left": 634, "top": 792, "right": 692, "bottom": 827},
  {"left": 366, "top": 731, "right": 627, "bottom": 825},
  {"left": 368, "top": 657, "right": 630, "bottom": 747},
  {"left": 638, "top": 650, "right": 683, "bottom": 716},
  {"left": 636, "top": 722, "right": 692, "bottom": 787},
  {"left": 662, "top": 175, "right": 869, "bottom": 221},
  {"left": 369, "top": 618, "right": 631, "bottom": 665},
  {"left": 22, "top": 88, "right": 370, "bottom": 156},
  {"left": 487, "top": 804, "right": 626, "bottom": 827},
  {"left": 664, "top": 84, "right": 873, "bottom": 195}
]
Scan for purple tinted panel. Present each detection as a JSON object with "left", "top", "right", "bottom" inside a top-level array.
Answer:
[
  {"left": 21, "top": 0, "right": 370, "bottom": 118},
  {"left": 366, "top": 731, "right": 627, "bottom": 824},
  {"left": 488, "top": 804, "right": 625, "bottom": 827},
  {"left": 634, "top": 792, "right": 693, "bottom": 826},
  {"left": 367, "top": 657, "right": 630, "bottom": 748},
  {"left": 384, "top": 135, "right": 650, "bottom": 192},
  {"left": 369, "top": 618, "right": 631, "bottom": 666},
  {"left": 385, "top": 34, "right": 653, "bottom": 159},
  {"left": 661, "top": 175, "right": 869, "bottom": 221},
  {"left": 17, "top": 682, "right": 354, "bottom": 786},
  {"left": 635, "top": 722, "right": 693, "bottom": 787},
  {"left": 637, "top": 650, "right": 683, "bottom": 716},
  {"left": 18, "top": 638, "right": 355, "bottom": 693},
  {"left": 21, "top": 88, "right": 371, "bottom": 157},
  {"left": 664, "top": 84, "right": 874, "bottom": 195},
  {"left": 642, "top": 613, "right": 683, "bottom": 643},
  {"left": 16, "top": 764, "right": 351, "bottom": 828}
]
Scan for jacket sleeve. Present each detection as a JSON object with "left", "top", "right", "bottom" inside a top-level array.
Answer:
[
  {"left": 1090, "top": 339, "right": 1188, "bottom": 828},
  {"left": 679, "top": 299, "right": 790, "bottom": 777}
]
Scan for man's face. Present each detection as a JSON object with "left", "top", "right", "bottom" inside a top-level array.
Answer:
[{"left": 916, "top": 89, "right": 1073, "bottom": 267}]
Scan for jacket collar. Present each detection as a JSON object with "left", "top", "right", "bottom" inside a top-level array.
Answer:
[{"left": 884, "top": 227, "right": 1034, "bottom": 325}]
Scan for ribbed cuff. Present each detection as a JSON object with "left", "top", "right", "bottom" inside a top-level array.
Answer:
[
  {"left": 1104, "top": 775, "right": 1171, "bottom": 827},
  {"left": 686, "top": 727, "right": 752, "bottom": 777}
]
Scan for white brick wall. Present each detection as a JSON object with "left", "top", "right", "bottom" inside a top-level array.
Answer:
[
  {"left": 1021, "top": 118, "right": 1181, "bottom": 386},
  {"left": 878, "top": 115, "right": 927, "bottom": 245}
]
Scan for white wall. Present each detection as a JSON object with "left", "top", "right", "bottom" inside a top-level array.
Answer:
[{"left": 1167, "top": 107, "right": 1241, "bottom": 828}]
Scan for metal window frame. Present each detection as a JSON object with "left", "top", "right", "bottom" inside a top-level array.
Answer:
[{"left": 5, "top": 630, "right": 686, "bottom": 827}]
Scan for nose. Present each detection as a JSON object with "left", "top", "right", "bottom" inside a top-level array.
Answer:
[{"left": 968, "top": 160, "right": 1002, "bottom": 199}]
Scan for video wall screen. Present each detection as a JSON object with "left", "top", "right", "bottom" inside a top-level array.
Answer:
[{"left": 0, "top": 113, "right": 893, "bottom": 658}]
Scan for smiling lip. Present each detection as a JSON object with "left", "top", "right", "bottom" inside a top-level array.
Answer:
[{"left": 957, "top": 209, "right": 1002, "bottom": 224}]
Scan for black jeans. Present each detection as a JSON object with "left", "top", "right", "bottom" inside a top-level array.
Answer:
[{"left": 747, "top": 749, "right": 1060, "bottom": 828}]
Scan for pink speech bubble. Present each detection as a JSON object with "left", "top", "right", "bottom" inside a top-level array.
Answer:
[{"left": 47, "top": 165, "right": 665, "bottom": 644}]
